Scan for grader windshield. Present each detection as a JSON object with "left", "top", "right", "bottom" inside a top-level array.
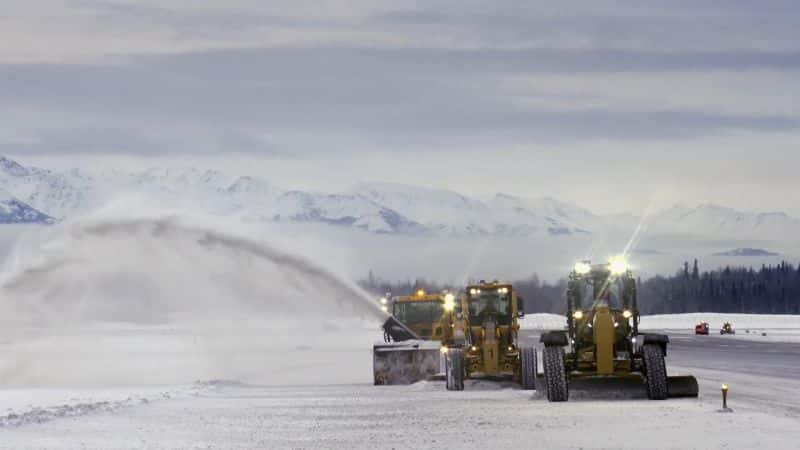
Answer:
[
  {"left": 467, "top": 287, "right": 512, "bottom": 325},
  {"left": 393, "top": 301, "right": 444, "bottom": 324}
]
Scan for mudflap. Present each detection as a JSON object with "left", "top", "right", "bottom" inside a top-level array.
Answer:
[
  {"left": 373, "top": 340, "right": 443, "bottom": 385},
  {"left": 667, "top": 375, "right": 699, "bottom": 398}
]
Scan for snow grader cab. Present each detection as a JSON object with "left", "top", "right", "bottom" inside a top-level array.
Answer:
[
  {"left": 539, "top": 259, "right": 699, "bottom": 402},
  {"left": 372, "top": 290, "right": 454, "bottom": 385},
  {"left": 440, "top": 281, "right": 537, "bottom": 391},
  {"left": 720, "top": 322, "right": 735, "bottom": 335}
]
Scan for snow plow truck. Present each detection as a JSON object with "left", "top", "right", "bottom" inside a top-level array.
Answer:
[
  {"left": 440, "top": 280, "right": 537, "bottom": 391},
  {"left": 539, "top": 258, "right": 699, "bottom": 402},
  {"left": 372, "top": 290, "right": 454, "bottom": 385}
]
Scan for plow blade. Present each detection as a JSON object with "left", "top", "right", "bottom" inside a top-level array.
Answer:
[
  {"left": 373, "top": 340, "right": 443, "bottom": 385},
  {"left": 564, "top": 375, "right": 699, "bottom": 399},
  {"left": 667, "top": 375, "right": 699, "bottom": 398}
]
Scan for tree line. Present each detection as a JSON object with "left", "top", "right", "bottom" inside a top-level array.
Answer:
[{"left": 361, "top": 260, "right": 800, "bottom": 315}]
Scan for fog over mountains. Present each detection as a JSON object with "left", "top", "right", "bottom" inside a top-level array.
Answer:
[{"left": 0, "top": 155, "right": 798, "bottom": 245}]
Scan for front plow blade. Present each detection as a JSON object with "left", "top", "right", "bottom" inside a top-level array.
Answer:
[
  {"left": 373, "top": 340, "right": 442, "bottom": 385},
  {"left": 561, "top": 375, "right": 699, "bottom": 399},
  {"left": 668, "top": 375, "right": 699, "bottom": 398}
]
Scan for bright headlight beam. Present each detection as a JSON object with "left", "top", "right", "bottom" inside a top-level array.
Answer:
[
  {"left": 609, "top": 255, "right": 628, "bottom": 275},
  {"left": 574, "top": 262, "right": 591, "bottom": 275},
  {"left": 443, "top": 293, "right": 456, "bottom": 312}
]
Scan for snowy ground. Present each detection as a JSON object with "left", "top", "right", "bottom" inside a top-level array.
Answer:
[{"left": 2, "top": 315, "right": 800, "bottom": 449}]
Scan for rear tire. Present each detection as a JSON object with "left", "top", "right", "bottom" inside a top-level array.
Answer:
[
  {"left": 543, "top": 346, "right": 568, "bottom": 402},
  {"left": 643, "top": 344, "right": 668, "bottom": 400},
  {"left": 445, "top": 349, "right": 464, "bottom": 391},
  {"left": 520, "top": 347, "right": 537, "bottom": 390}
]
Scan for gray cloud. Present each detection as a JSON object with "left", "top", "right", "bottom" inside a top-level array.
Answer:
[
  {"left": 0, "top": 0, "right": 798, "bottom": 216},
  {"left": 1, "top": 44, "right": 798, "bottom": 156}
]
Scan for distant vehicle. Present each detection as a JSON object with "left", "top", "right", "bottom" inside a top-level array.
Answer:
[
  {"left": 695, "top": 322, "right": 710, "bottom": 335},
  {"left": 720, "top": 322, "right": 736, "bottom": 335}
]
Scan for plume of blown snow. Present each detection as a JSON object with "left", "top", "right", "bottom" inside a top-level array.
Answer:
[{"left": 0, "top": 203, "right": 385, "bottom": 386}]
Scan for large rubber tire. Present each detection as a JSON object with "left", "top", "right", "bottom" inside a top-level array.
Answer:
[
  {"left": 445, "top": 349, "right": 464, "bottom": 391},
  {"left": 643, "top": 344, "right": 668, "bottom": 400},
  {"left": 520, "top": 347, "right": 537, "bottom": 390},
  {"left": 543, "top": 346, "right": 568, "bottom": 402}
]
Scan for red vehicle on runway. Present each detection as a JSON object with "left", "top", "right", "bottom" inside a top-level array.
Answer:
[{"left": 695, "top": 322, "right": 710, "bottom": 335}]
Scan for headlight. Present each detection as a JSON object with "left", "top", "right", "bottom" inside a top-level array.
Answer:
[
  {"left": 416, "top": 289, "right": 425, "bottom": 297},
  {"left": 379, "top": 297, "right": 388, "bottom": 305},
  {"left": 622, "top": 309, "right": 632, "bottom": 319},
  {"left": 572, "top": 310, "right": 584, "bottom": 320},
  {"left": 609, "top": 255, "right": 628, "bottom": 275},
  {"left": 574, "top": 262, "right": 591, "bottom": 275},
  {"left": 380, "top": 305, "right": 388, "bottom": 313},
  {"left": 443, "top": 293, "right": 456, "bottom": 312},
  {"left": 470, "top": 345, "right": 478, "bottom": 352},
  {"left": 440, "top": 346, "right": 449, "bottom": 354},
  {"left": 469, "top": 288, "right": 477, "bottom": 295}
]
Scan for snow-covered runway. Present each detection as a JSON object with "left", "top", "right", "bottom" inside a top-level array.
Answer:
[{"left": 2, "top": 329, "right": 800, "bottom": 449}]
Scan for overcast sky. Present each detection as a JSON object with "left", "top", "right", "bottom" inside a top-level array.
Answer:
[{"left": 1, "top": 1, "right": 799, "bottom": 215}]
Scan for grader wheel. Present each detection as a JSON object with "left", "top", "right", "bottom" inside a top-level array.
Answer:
[
  {"left": 643, "top": 344, "right": 668, "bottom": 400},
  {"left": 520, "top": 347, "right": 537, "bottom": 390},
  {"left": 543, "top": 346, "right": 569, "bottom": 402}
]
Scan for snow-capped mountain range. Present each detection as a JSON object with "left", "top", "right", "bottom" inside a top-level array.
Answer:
[{"left": 0, "top": 155, "right": 798, "bottom": 242}]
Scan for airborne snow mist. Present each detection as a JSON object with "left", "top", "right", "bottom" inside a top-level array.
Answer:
[{"left": 0, "top": 213, "right": 384, "bottom": 386}]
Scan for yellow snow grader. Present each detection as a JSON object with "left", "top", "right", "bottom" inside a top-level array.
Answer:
[
  {"left": 440, "top": 281, "right": 536, "bottom": 391},
  {"left": 539, "top": 258, "right": 698, "bottom": 401},
  {"left": 372, "top": 290, "right": 454, "bottom": 385}
]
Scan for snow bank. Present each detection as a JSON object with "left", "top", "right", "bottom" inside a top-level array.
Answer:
[
  {"left": 640, "top": 313, "right": 800, "bottom": 331},
  {"left": 521, "top": 312, "right": 800, "bottom": 339},
  {"left": 519, "top": 313, "right": 566, "bottom": 330}
]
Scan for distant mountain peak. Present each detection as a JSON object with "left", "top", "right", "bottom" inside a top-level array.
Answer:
[
  {"left": 0, "top": 155, "right": 796, "bottom": 241},
  {"left": 0, "top": 155, "right": 32, "bottom": 177},
  {"left": 0, "top": 187, "right": 54, "bottom": 224}
]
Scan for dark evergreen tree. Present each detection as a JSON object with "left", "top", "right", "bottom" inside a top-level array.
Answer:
[{"left": 360, "top": 260, "right": 800, "bottom": 315}]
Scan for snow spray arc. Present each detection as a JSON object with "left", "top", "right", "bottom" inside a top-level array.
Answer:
[{"left": 0, "top": 217, "right": 386, "bottom": 325}]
